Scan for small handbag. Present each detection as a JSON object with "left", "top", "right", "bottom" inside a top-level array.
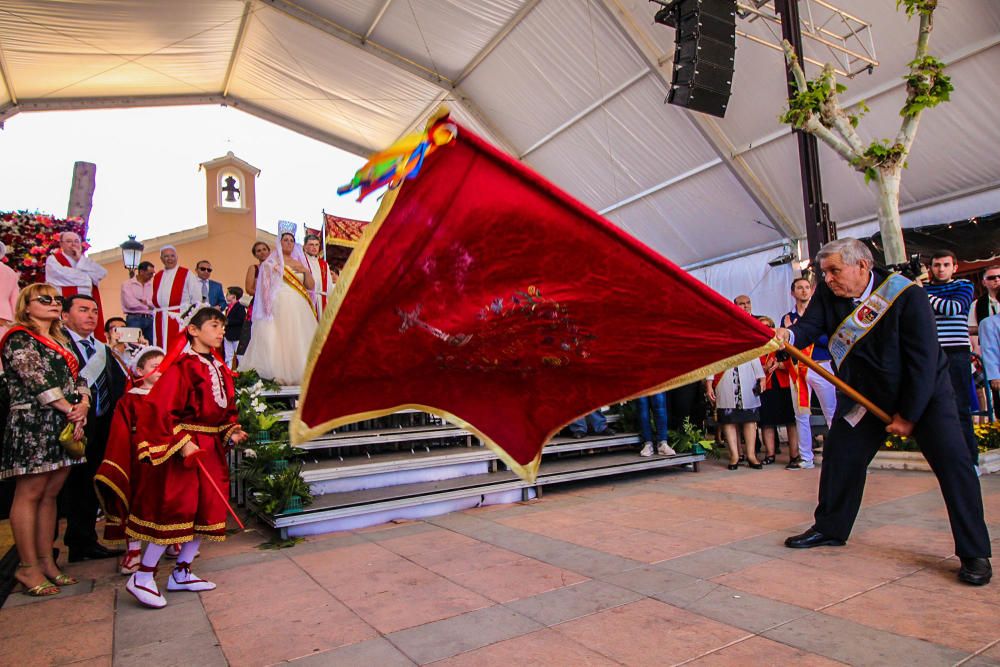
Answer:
[{"left": 59, "top": 422, "right": 87, "bottom": 460}]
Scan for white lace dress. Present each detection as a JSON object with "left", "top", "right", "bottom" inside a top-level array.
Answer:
[{"left": 240, "top": 268, "right": 318, "bottom": 385}]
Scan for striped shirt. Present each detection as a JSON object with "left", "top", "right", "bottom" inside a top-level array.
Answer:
[{"left": 923, "top": 279, "right": 974, "bottom": 348}]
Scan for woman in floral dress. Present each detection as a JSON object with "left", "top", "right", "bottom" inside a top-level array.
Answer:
[{"left": 1, "top": 283, "right": 90, "bottom": 596}]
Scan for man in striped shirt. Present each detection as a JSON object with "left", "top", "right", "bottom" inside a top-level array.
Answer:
[{"left": 923, "top": 249, "right": 978, "bottom": 467}]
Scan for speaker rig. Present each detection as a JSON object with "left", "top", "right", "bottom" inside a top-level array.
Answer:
[{"left": 653, "top": 0, "right": 737, "bottom": 118}]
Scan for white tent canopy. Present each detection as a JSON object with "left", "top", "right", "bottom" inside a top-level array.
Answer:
[{"left": 1, "top": 0, "right": 999, "bottom": 271}]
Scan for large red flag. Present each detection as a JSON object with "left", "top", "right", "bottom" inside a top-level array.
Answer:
[{"left": 291, "top": 114, "right": 777, "bottom": 481}]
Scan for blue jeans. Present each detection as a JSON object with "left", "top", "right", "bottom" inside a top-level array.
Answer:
[
  {"left": 636, "top": 392, "right": 668, "bottom": 444},
  {"left": 125, "top": 313, "right": 154, "bottom": 346},
  {"left": 569, "top": 411, "right": 608, "bottom": 435}
]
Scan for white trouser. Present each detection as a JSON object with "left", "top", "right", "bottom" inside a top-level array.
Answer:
[
  {"left": 223, "top": 339, "right": 239, "bottom": 368},
  {"left": 794, "top": 360, "right": 837, "bottom": 464}
]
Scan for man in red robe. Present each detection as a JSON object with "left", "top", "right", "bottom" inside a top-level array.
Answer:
[
  {"left": 303, "top": 234, "right": 333, "bottom": 317},
  {"left": 45, "top": 231, "right": 108, "bottom": 341},
  {"left": 151, "top": 245, "right": 200, "bottom": 350}
]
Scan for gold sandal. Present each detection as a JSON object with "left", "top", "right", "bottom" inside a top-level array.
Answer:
[
  {"left": 39, "top": 556, "right": 79, "bottom": 586},
  {"left": 16, "top": 563, "right": 60, "bottom": 597}
]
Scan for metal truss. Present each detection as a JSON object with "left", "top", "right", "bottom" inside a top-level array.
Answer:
[{"left": 737, "top": 0, "right": 878, "bottom": 77}]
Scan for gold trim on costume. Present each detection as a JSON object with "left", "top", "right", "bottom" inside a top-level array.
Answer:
[
  {"left": 289, "top": 115, "right": 783, "bottom": 482},
  {"left": 178, "top": 423, "right": 228, "bottom": 434},
  {"left": 104, "top": 460, "right": 129, "bottom": 480},
  {"left": 128, "top": 516, "right": 194, "bottom": 531},
  {"left": 193, "top": 522, "right": 226, "bottom": 531},
  {"left": 93, "top": 473, "right": 130, "bottom": 520},
  {"left": 136, "top": 435, "right": 192, "bottom": 465},
  {"left": 125, "top": 527, "right": 197, "bottom": 546}
]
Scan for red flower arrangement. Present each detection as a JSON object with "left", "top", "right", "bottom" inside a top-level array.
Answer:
[{"left": 0, "top": 211, "right": 89, "bottom": 286}]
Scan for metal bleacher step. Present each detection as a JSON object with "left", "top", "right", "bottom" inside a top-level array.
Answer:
[
  {"left": 262, "top": 450, "right": 703, "bottom": 537},
  {"left": 298, "top": 432, "right": 642, "bottom": 485}
]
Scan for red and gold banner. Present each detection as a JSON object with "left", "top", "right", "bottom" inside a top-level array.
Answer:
[
  {"left": 292, "top": 116, "right": 777, "bottom": 481},
  {"left": 322, "top": 212, "right": 369, "bottom": 248}
]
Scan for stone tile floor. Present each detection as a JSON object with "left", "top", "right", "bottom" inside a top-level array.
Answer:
[{"left": 2, "top": 460, "right": 1000, "bottom": 666}]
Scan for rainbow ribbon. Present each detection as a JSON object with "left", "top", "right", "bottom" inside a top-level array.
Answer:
[{"left": 338, "top": 115, "right": 458, "bottom": 202}]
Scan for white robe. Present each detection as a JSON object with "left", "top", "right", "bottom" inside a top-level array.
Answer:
[
  {"left": 155, "top": 266, "right": 202, "bottom": 315},
  {"left": 45, "top": 253, "right": 106, "bottom": 295}
]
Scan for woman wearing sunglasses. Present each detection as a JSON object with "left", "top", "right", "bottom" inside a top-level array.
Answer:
[{"left": 0, "top": 284, "right": 91, "bottom": 596}]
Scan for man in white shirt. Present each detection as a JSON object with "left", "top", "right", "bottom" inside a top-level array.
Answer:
[
  {"left": 45, "top": 230, "right": 108, "bottom": 340},
  {"left": 151, "top": 245, "right": 201, "bottom": 349}
]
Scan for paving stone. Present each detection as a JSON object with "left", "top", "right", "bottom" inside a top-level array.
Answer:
[
  {"left": 762, "top": 611, "right": 968, "bottom": 666},
  {"left": 193, "top": 546, "right": 288, "bottom": 573},
  {"left": 388, "top": 604, "right": 541, "bottom": 664},
  {"left": 505, "top": 579, "right": 642, "bottom": 626},
  {"left": 286, "top": 638, "right": 415, "bottom": 666},
  {"left": 658, "top": 545, "right": 773, "bottom": 579},
  {"left": 115, "top": 593, "right": 215, "bottom": 651},
  {"left": 600, "top": 564, "right": 699, "bottom": 596},
  {"left": 661, "top": 582, "right": 812, "bottom": 633},
  {"left": 114, "top": 630, "right": 227, "bottom": 667}
]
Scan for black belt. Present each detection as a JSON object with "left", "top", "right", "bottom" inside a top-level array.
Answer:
[{"left": 125, "top": 313, "right": 153, "bottom": 318}]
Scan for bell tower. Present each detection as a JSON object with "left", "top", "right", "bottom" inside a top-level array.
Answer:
[{"left": 199, "top": 151, "right": 260, "bottom": 234}]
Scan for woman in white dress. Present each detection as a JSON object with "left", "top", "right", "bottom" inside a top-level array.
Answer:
[{"left": 239, "top": 223, "right": 318, "bottom": 385}]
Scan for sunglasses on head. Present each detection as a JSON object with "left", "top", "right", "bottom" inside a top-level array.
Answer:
[{"left": 32, "top": 294, "right": 64, "bottom": 305}]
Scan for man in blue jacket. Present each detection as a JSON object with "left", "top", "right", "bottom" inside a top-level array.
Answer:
[
  {"left": 776, "top": 238, "right": 990, "bottom": 586},
  {"left": 194, "top": 260, "right": 226, "bottom": 310}
]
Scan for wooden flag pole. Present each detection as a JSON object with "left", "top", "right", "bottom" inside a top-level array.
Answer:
[{"left": 781, "top": 343, "right": 892, "bottom": 425}]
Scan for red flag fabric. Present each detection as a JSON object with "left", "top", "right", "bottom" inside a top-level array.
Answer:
[
  {"left": 322, "top": 212, "right": 369, "bottom": 247},
  {"left": 292, "top": 118, "right": 777, "bottom": 481}
]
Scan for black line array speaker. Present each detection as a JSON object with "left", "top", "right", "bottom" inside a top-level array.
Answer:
[{"left": 658, "top": 0, "right": 737, "bottom": 118}]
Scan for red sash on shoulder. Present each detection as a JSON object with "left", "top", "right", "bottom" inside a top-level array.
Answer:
[
  {"left": 152, "top": 267, "right": 190, "bottom": 349},
  {"left": 1, "top": 325, "right": 80, "bottom": 379},
  {"left": 54, "top": 250, "right": 106, "bottom": 342}
]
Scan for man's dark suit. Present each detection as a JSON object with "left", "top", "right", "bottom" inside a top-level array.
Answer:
[
  {"left": 204, "top": 279, "right": 226, "bottom": 310},
  {"left": 789, "top": 267, "right": 990, "bottom": 558},
  {"left": 60, "top": 333, "right": 127, "bottom": 553}
]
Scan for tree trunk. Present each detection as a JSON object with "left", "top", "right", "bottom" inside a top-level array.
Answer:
[{"left": 876, "top": 170, "right": 906, "bottom": 266}]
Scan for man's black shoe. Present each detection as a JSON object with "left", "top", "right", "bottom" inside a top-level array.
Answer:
[
  {"left": 68, "top": 543, "right": 123, "bottom": 562},
  {"left": 571, "top": 432, "right": 586, "bottom": 439},
  {"left": 958, "top": 557, "right": 992, "bottom": 586},
  {"left": 784, "top": 529, "right": 846, "bottom": 549},
  {"left": 595, "top": 427, "right": 617, "bottom": 437}
]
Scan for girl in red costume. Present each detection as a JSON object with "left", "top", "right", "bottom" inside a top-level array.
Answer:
[
  {"left": 94, "top": 346, "right": 165, "bottom": 574},
  {"left": 125, "top": 307, "right": 247, "bottom": 608}
]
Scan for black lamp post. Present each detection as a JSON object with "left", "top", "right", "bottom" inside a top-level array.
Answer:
[{"left": 120, "top": 235, "right": 144, "bottom": 274}]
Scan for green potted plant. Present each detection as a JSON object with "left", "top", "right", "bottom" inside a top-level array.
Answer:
[{"left": 668, "top": 418, "right": 717, "bottom": 457}]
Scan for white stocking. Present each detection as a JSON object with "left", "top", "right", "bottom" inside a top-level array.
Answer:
[
  {"left": 136, "top": 543, "right": 168, "bottom": 586},
  {"left": 127, "top": 539, "right": 142, "bottom": 552},
  {"left": 176, "top": 538, "right": 201, "bottom": 567}
]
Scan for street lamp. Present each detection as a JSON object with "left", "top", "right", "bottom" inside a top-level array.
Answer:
[{"left": 120, "top": 235, "right": 144, "bottom": 273}]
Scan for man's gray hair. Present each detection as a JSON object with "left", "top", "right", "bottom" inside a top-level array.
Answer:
[{"left": 816, "top": 238, "right": 873, "bottom": 267}]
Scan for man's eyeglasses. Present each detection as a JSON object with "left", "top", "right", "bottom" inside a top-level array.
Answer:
[
  {"left": 32, "top": 295, "right": 64, "bottom": 305},
  {"left": 198, "top": 267, "right": 213, "bottom": 273},
  {"left": 985, "top": 275, "right": 1000, "bottom": 281}
]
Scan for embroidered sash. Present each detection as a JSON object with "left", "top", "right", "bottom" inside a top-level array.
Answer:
[
  {"left": 829, "top": 273, "right": 914, "bottom": 368},
  {"left": 284, "top": 267, "right": 319, "bottom": 321},
  {"left": 1, "top": 326, "right": 80, "bottom": 379},
  {"left": 152, "top": 267, "right": 190, "bottom": 347},
  {"left": 79, "top": 339, "right": 107, "bottom": 388}
]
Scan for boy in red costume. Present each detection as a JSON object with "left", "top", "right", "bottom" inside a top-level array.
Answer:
[
  {"left": 124, "top": 307, "right": 247, "bottom": 608},
  {"left": 94, "top": 346, "right": 165, "bottom": 575}
]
